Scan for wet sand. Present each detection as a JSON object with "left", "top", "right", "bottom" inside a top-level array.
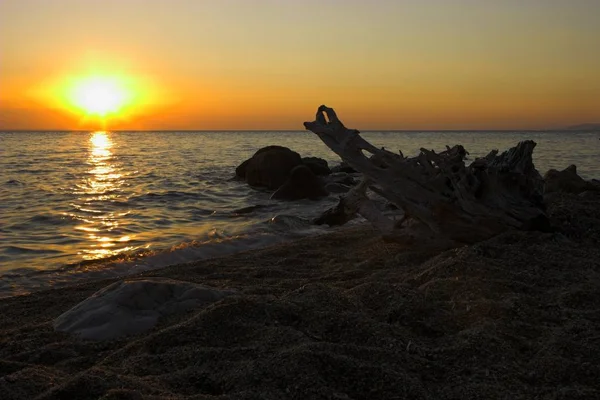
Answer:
[{"left": 1, "top": 192, "right": 599, "bottom": 399}]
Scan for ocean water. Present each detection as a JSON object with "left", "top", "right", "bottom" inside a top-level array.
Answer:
[{"left": 1, "top": 130, "right": 598, "bottom": 297}]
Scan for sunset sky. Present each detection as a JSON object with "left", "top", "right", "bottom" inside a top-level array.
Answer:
[{"left": 1, "top": 0, "right": 599, "bottom": 130}]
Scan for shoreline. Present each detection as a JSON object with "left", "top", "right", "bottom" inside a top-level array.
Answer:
[
  {"left": 1, "top": 192, "right": 599, "bottom": 399},
  {"left": 0, "top": 219, "right": 352, "bottom": 299}
]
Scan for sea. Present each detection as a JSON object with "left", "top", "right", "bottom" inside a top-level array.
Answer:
[{"left": 1, "top": 130, "right": 598, "bottom": 298}]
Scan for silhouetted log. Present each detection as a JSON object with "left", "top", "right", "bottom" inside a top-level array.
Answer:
[
  {"left": 313, "top": 179, "right": 392, "bottom": 229},
  {"left": 304, "top": 105, "right": 548, "bottom": 245}
]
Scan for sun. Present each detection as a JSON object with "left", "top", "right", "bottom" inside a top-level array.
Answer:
[
  {"left": 73, "top": 79, "right": 125, "bottom": 116},
  {"left": 69, "top": 76, "right": 129, "bottom": 117},
  {"left": 35, "top": 66, "right": 164, "bottom": 128},
  {"left": 51, "top": 74, "right": 138, "bottom": 119}
]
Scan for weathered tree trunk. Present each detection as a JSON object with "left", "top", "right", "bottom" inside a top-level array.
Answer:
[{"left": 305, "top": 105, "right": 548, "bottom": 246}]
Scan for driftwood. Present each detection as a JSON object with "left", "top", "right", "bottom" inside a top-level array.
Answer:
[{"left": 305, "top": 105, "right": 549, "bottom": 246}]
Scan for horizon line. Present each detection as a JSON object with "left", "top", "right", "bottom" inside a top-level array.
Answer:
[{"left": 1, "top": 128, "right": 598, "bottom": 133}]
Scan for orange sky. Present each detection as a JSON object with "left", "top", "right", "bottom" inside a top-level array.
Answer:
[{"left": 1, "top": 0, "right": 599, "bottom": 130}]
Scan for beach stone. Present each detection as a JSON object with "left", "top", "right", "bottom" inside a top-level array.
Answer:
[
  {"left": 271, "top": 165, "right": 328, "bottom": 201},
  {"left": 544, "top": 165, "right": 599, "bottom": 194},
  {"left": 237, "top": 146, "right": 302, "bottom": 189},
  {"left": 327, "top": 172, "right": 357, "bottom": 186},
  {"left": 53, "top": 278, "right": 234, "bottom": 341},
  {"left": 302, "top": 157, "right": 331, "bottom": 175}
]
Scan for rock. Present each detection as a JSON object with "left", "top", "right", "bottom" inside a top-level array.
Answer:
[
  {"left": 302, "top": 157, "right": 331, "bottom": 175},
  {"left": 544, "top": 165, "right": 599, "bottom": 194},
  {"left": 330, "top": 162, "right": 356, "bottom": 174},
  {"left": 313, "top": 197, "right": 357, "bottom": 226},
  {"left": 235, "top": 159, "right": 250, "bottom": 179},
  {"left": 236, "top": 146, "right": 302, "bottom": 189},
  {"left": 271, "top": 165, "right": 328, "bottom": 201},
  {"left": 54, "top": 278, "right": 235, "bottom": 341},
  {"left": 327, "top": 172, "right": 358, "bottom": 186}
]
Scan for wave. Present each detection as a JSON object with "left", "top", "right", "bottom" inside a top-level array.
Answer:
[
  {"left": 4, "top": 179, "right": 24, "bottom": 186},
  {"left": 70, "top": 204, "right": 105, "bottom": 214},
  {"left": 129, "top": 190, "right": 213, "bottom": 203},
  {"left": 0, "top": 217, "right": 332, "bottom": 298},
  {"left": 3, "top": 245, "right": 63, "bottom": 255},
  {"left": 230, "top": 204, "right": 274, "bottom": 216},
  {"left": 8, "top": 213, "right": 79, "bottom": 228}
]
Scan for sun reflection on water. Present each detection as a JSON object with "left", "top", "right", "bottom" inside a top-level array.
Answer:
[{"left": 74, "top": 131, "right": 135, "bottom": 261}]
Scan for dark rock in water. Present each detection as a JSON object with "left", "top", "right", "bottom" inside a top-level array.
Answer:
[
  {"left": 235, "top": 159, "right": 250, "bottom": 179},
  {"left": 544, "top": 165, "right": 599, "bottom": 194},
  {"left": 237, "top": 146, "right": 302, "bottom": 189},
  {"left": 271, "top": 165, "right": 328, "bottom": 201},
  {"left": 330, "top": 162, "right": 356, "bottom": 174},
  {"left": 302, "top": 157, "right": 331, "bottom": 175},
  {"left": 325, "top": 182, "right": 352, "bottom": 194},
  {"left": 327, "top": 172, "right": 357, "bottom": 186},
  {"left": 313, "top": 197, "right": 357, "bottom": 226}
]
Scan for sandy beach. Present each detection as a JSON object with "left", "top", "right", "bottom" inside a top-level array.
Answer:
[
  {"left": 1, "top": 191, "right": 599, "bottom": 399},
  {"left": 3, "top": 1, "right": 599, "bottom": 398}
]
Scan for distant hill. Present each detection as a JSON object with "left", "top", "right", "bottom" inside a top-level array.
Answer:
[{"left": 565, "top": 123, "right": 600, "bottom": 131}]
